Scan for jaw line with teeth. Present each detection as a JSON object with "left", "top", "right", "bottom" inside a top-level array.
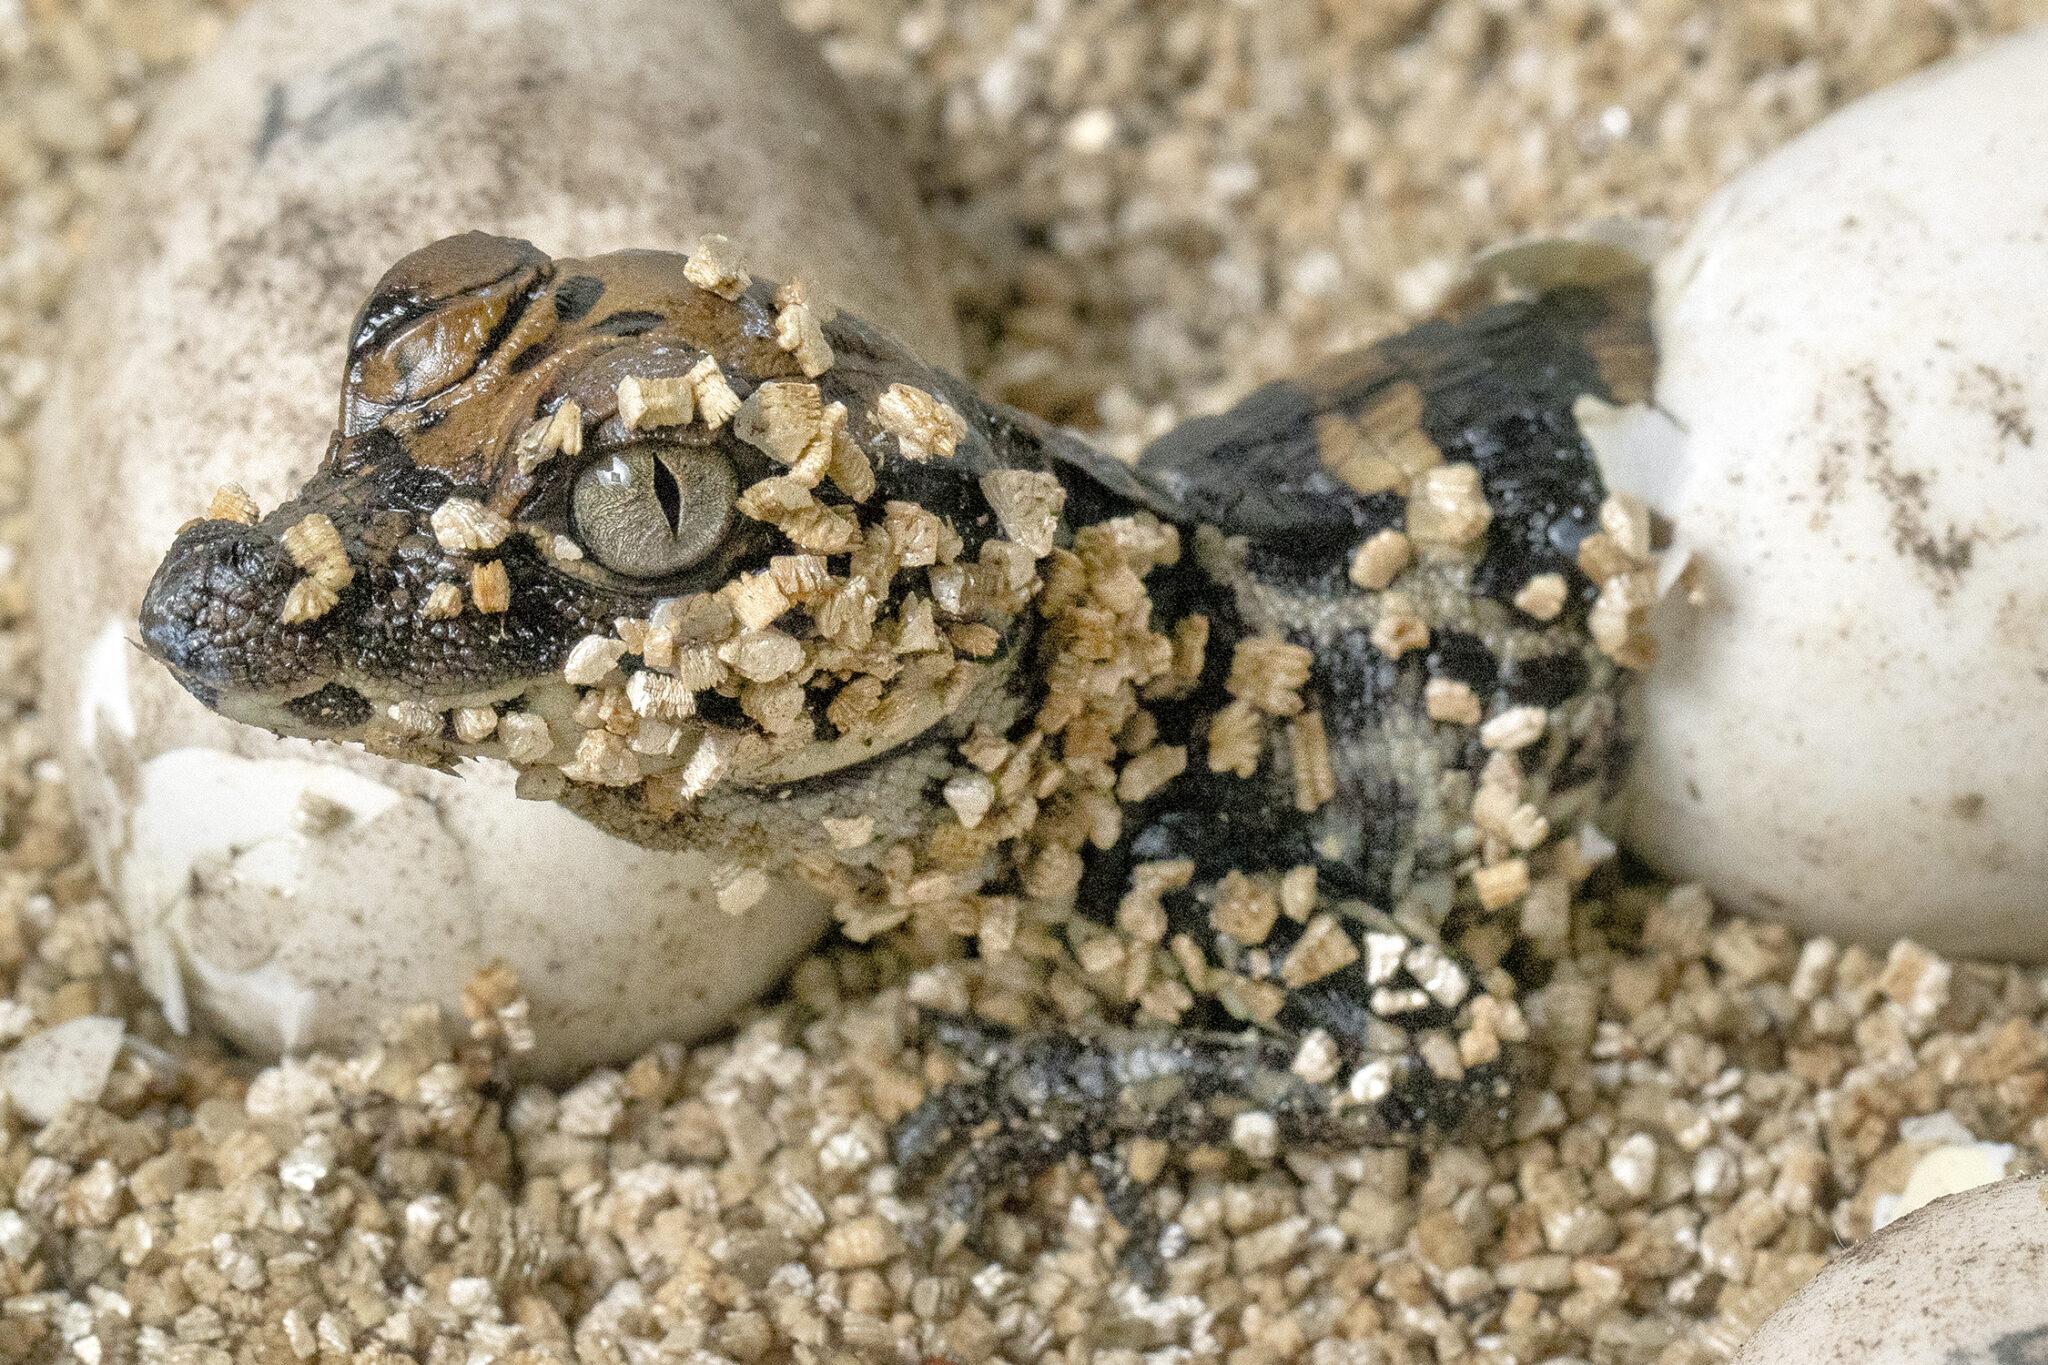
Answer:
[
  {"left": 213, "top": 674, "right": 544, "bottom": 759},
  {"left": 207, "top": 650, "right": 1019, "bottom": 793}
]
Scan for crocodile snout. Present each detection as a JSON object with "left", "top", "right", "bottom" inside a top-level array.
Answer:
[{"left": 138, "top": 517, "right": 341, "bottom": 703}]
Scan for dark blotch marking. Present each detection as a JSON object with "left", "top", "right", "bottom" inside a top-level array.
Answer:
[
  {"left": 285, "top": 683, "right": 373, "bottom": 730},
  {"left": 1138, "top": 378, "right": 1398, "bottom": 543},
  {"left": 1501, "top": 651, "right": 1588, "bottom": 709},
  {"left": 365, "top": 456, "right": 458, "bottom": 515},
  {"left": 1133, "top": 279, "right": 1638, "bottom": 616},
  {"left": 1426, "top": 631, "right": 1498, "bottom": 694},
  {"left": 592, "top": 310, "right": 665, "bottom": 337},
  {"left": 329, "top": 426, "right": 408, "bottom": 476},
  {"left": 1311, "top": 625, "right": 1414, "bottom": 902},
  {"left": 555, "top": 275, "right": 606, "bottom": 323}
]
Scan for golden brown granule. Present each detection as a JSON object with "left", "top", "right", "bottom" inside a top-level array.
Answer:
[
  {"left": 563, "top": 728, "right": 639, "bottom": 787},
  {"left": 827, "top": 434, "right": 876, "bottom": 502},
  {"left": 496, "top": 710, "right": 552, "bottom": 762},
  {"left": 1591, "top": 568, "right": 1660, "bottom": 668},
  {"left": 430, "top": 496, "right": 512, "bottom": 552},
  {"left": 1471, "top": 856, "right": 1532, "bottom": 910},
  {"left": 1215, "top": 971, "right": 1287, "bottom": 1026},
  {"left": 715, "top": 865, "right": 773, "bottom": 915},
  {"left": 1514, "top": 571, "right": 1570, "bottom": 621},
  {"left": 716, "top": 627, "right": 804, "bottom": 682},
  {"left": 513, "top": 397, "right": 584, "bottom": 474},
  {"left": 281, "top": 512, "right": 351, "bottom": 587},
  {"left": 1205, "top": 698, "right": 1266, "bottom": 778},
  {"left": 777, "top": 502, "right": 863, "bottom": 553},
  {"left": 773, "top": 280, "right": 836, "bottom": 377},
  {"left": 1116, "top": 859, "right": 1194, "bottom": 944},
  {"left": 1424, "top": 677, "right": 1483, "bottom": 725},
  {"left": 1224, "top": 636, "right": 1314, "bottom": 716},
  {"left": 685, "top": 354, "right": 743, "bottom": 428},
  {"left": 1348, "top": 527, "right": 1413, "bottom": 590},
  {"left": 1369, "top": 593, "right": 1430, "bottom": 659},
  {"left": 873, "top": 382, "right": 967, "bottom": 460},
  {"left": 1599, "top": 491, "right": 1655, "bottom": 562},
  {"left": 734, "top": 379, "right": 828, "bottom": 468},
  {"left": 457, "top": 960, "right": 536, "bottom": 1054},
  {"left": 724, "top": 570, "right": 791, "bottom": 631},
  {"left": 1209, "top": 870, "right": 1280, "bottom": 946},
  {"left": 1576, "top": 528, "right": 1638, "bottom": 582},
  {"left": 1406, "top": 462, "right": 1493, "bottom": 548},
  {"left": 275, "top": 511, "right": 356, "bottom": 622},
  {"left": 1280, "top": 913, "right": 1362, "bottom": 988},
  {"left": 562, "top": 633, "right": 629, "bottom": 686},
  {"left": 979, "top": 468, "right": 1067, "bottom": 557},
  {"left": 469, "top": 559, "right": 512, "bottom": 613},
  {"left": 625, "top": 669, "right": 694, "bottom": 721},
  {"left": 1287, "top": 710, "right": 1335, "bottom": 811},
  {"left": 1319, "top": 379, "right": 1441, "bottom": 496},
  {"left": 668, "top": 644, "right": 731, "bottom": 694},
  {"left": 683, "top": 231, "right": 751, "bottom": 299},
  {"left": 948, "top": 621, "right": 1002, "bottom": 656},
  {"left": 421, "top": 581, "right": 464, "bottom": 620},
  {"left": 380, "top": 698, "right": 441, "bottom": 738},
  {"left": 1479, "top": 704, "right": 1547, "bottom": 752},
  {"left": 279, "top": 576, "right": 337, "bottom": 624},
  {"left": 616, "top": 373, "right": 695, "bottom": 431},
  {"left": 204, "top": 481, "right": 258, "bottom": 524},
  {"left": 765, "top": 553, "right": 831, "bottom": 600},
  {"left": 941, "top": 770, "right": 996, "bottom": 829},
  {"left": 1278, "top": 865, "right": 1318, "bottom": 922}
]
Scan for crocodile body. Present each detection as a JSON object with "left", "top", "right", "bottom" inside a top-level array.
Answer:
[{"left": 140, "top": 232, "right": 1655, "bottom": 1275}]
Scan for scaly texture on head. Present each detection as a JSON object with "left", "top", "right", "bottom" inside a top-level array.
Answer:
[{"left": 138, "top": 232, "right": 1209, "bottom": 944}]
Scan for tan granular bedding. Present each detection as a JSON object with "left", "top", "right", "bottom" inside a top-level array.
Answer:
[{"left": 5, "top": 2, "right": 2048, "bottom": 1361}]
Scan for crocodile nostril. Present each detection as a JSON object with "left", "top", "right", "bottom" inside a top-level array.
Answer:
[{"left": 283, "top": 682, "right": 373, "bottom": 731}]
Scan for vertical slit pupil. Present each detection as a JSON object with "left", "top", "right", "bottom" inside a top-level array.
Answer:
[{"left": 651, "top": 455, "right": 684, "bottom": 535}]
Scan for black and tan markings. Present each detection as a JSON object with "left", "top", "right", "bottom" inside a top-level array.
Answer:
[{"left": 139, "top": 231, "right": 1654, "bottom": 1282}]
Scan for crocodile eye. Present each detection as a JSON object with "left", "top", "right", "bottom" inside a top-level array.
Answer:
[{"left": 571, "top": 445, "right": 737, "bottom": 578}]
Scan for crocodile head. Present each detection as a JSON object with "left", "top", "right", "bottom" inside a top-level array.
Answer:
[{"left": 138, "top": 232, "right": 1101, "bottom": 854}]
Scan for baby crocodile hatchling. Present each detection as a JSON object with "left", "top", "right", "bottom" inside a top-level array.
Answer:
[{"left": 140, "top": 230, "right": 1659, "bottom": 1278}]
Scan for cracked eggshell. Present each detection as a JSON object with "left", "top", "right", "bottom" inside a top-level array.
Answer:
[
  {"left": 28, "top": 0, "right": 962, "bottom": 1076},
  {"left": 1733, "top": 1174, "right": 2048, "bottom": 1364},
  {"left": 1618, "top": 28, "right": 2048, "bottom": 960}
]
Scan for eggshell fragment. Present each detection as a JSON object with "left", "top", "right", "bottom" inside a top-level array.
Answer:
[
  {"left": 1621, "top": 28, "right": 2048, "bottom": 959},
  {"left": 1874, "top": 1139, "right": 2020, "bottom": 1230},
  {"left": 0, "top": 1017, "right": 125, "bottom": 1124},
  {"left": 28, "top": 0, "right": 960, "bottom": 1074},
  {"left": 1733, "top": 1174, "right": 2048, "bottom": 1364}
]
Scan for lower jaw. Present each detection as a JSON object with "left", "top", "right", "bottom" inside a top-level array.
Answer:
[{"left": 203, "top": 649, "right": 1018, "bottom": 803}]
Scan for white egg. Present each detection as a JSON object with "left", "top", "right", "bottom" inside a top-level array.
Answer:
[
  {"left": 1733, "top": 1173, "right": 2048, "bottom": 1363},
  {"left": 1617, "top": 28, "right": 2048, "bottom": 959},
  {"left": 28, "top": 0, "right": 960, "bottom": 1074}
]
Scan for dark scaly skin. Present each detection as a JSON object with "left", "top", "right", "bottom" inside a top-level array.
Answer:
[{"left": 139, "top": 233, "right": 1653, "bottom": 1282}]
